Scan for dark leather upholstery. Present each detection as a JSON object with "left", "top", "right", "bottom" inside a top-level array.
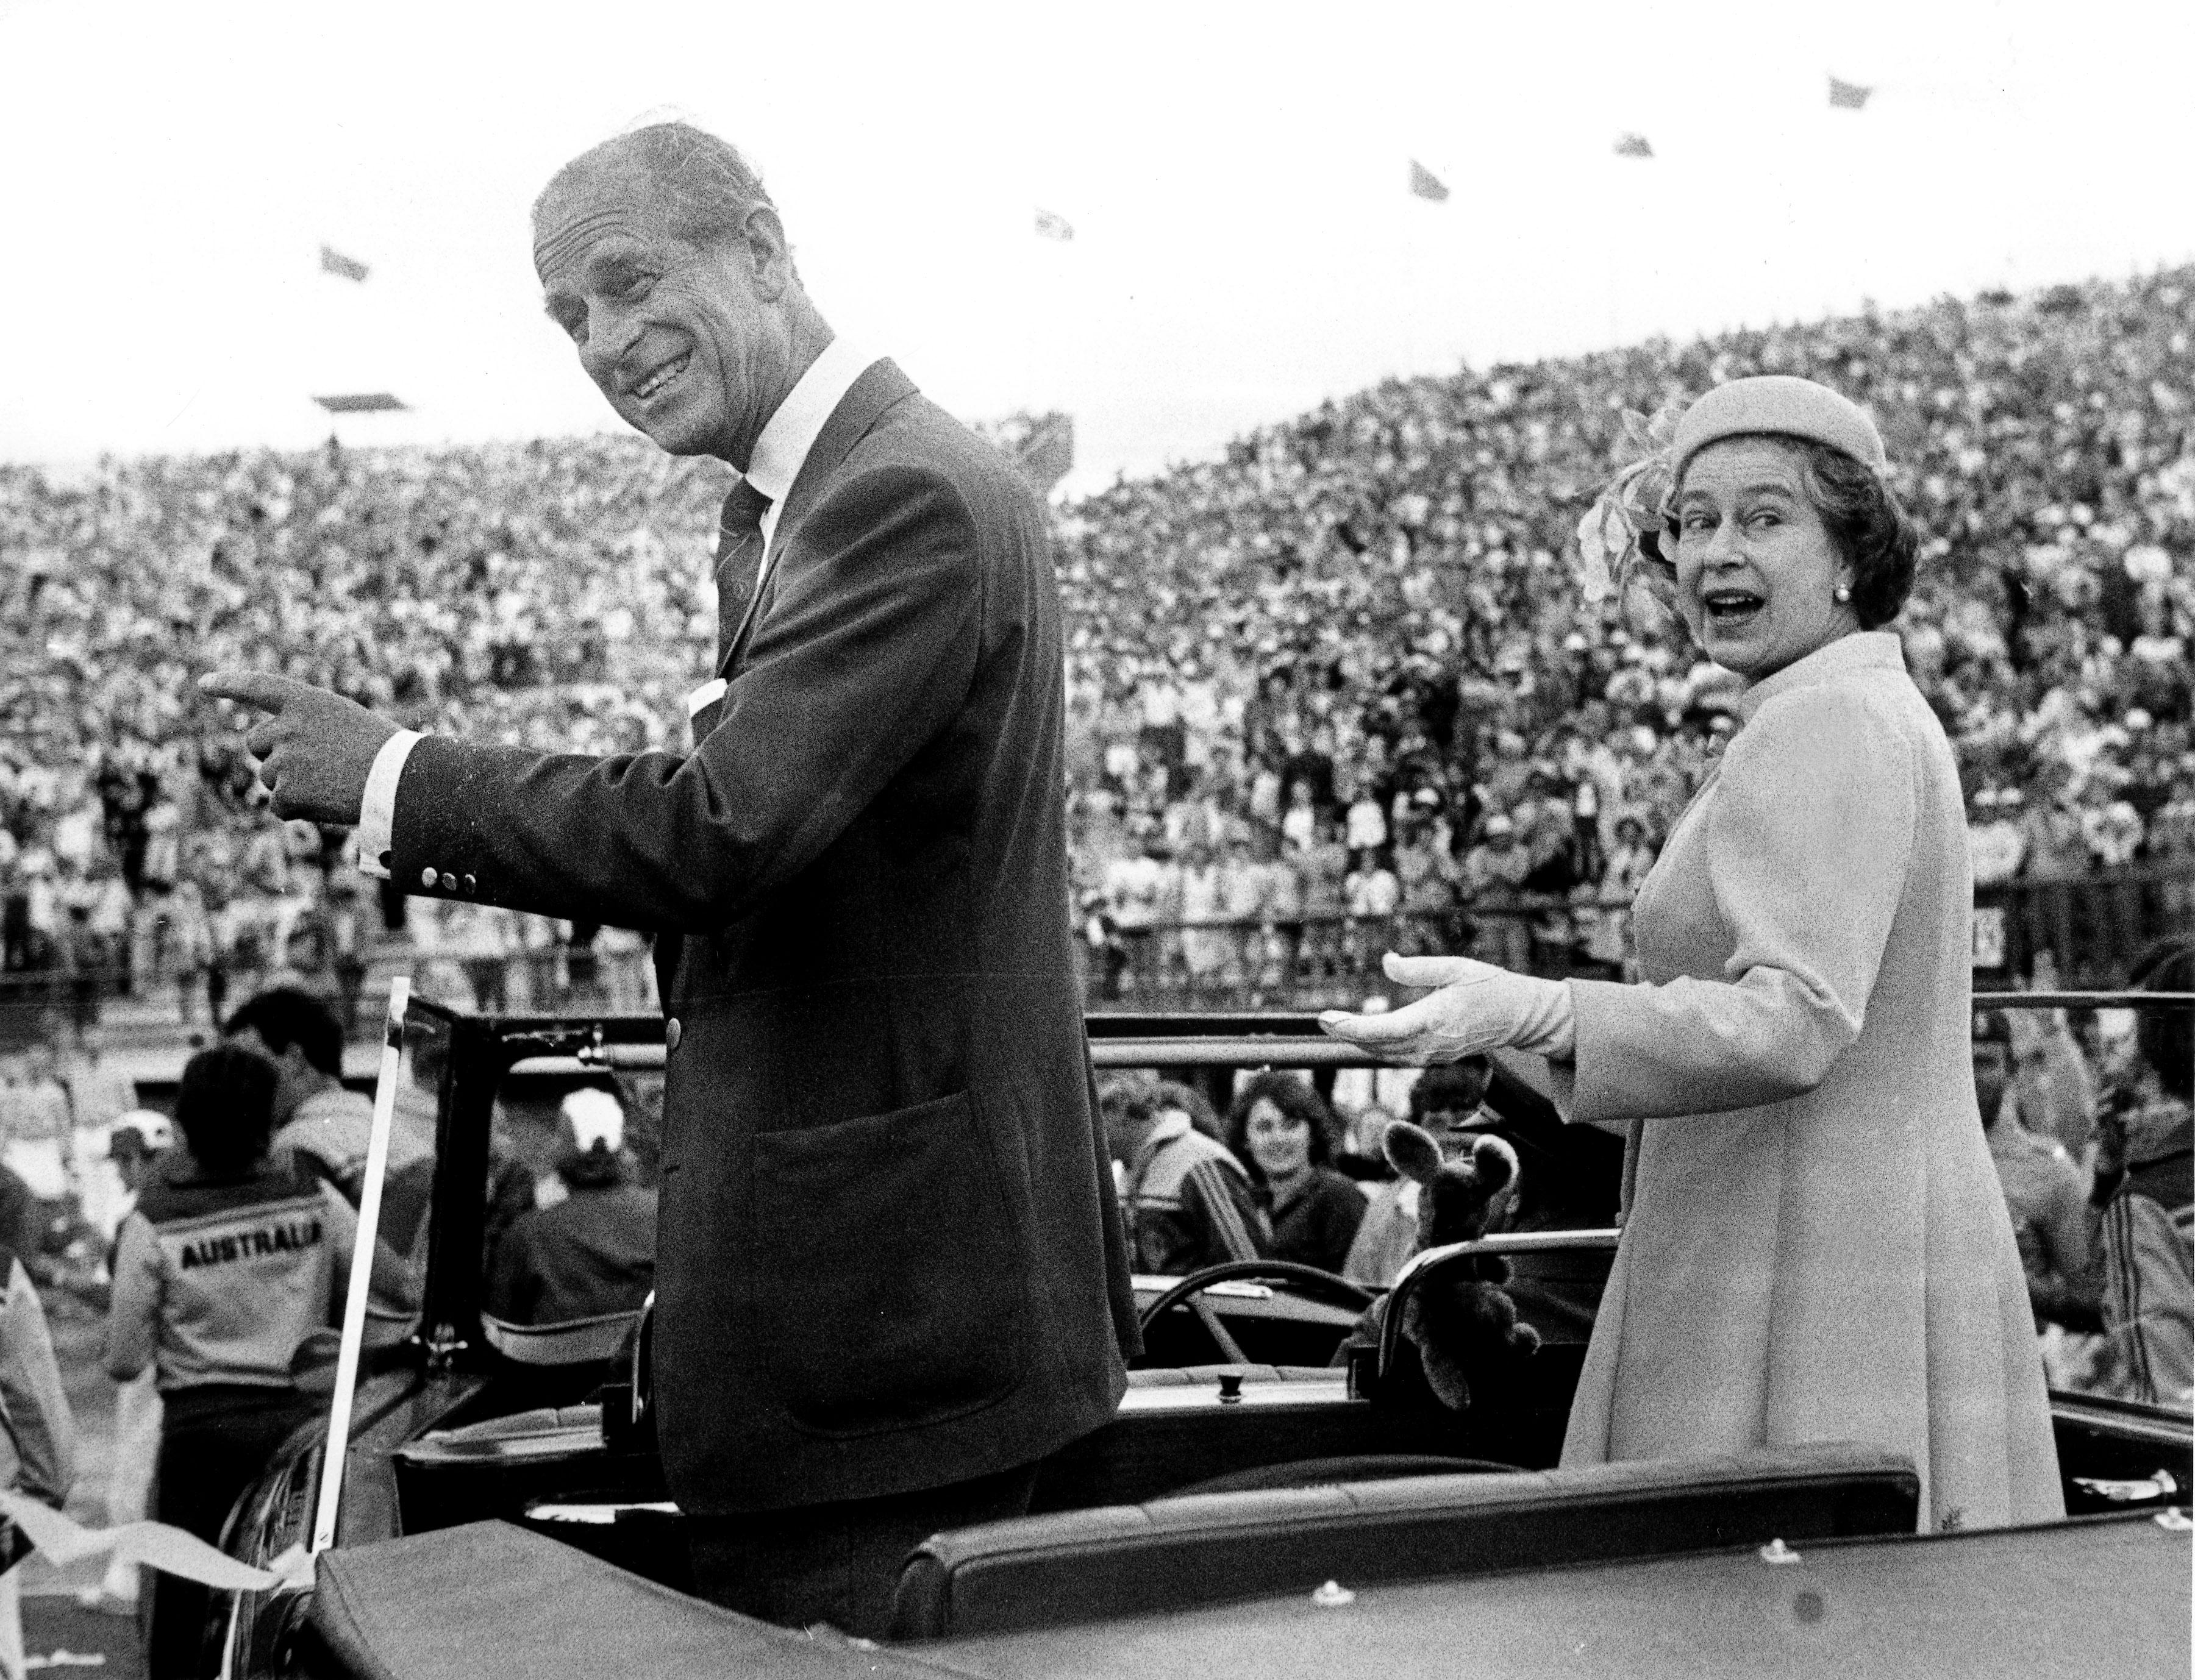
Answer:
[{"left": 888, "top": 1441, "right": 1919, "bottom": 1640}]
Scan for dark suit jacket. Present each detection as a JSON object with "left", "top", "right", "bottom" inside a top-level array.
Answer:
[{"left": 388, "top": 359, "right": 1137, "bottom": 1512}]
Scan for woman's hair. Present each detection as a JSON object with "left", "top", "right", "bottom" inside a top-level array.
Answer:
[
  {"left": 1407, "top": 1058, "right": 1491, "bottom": 1121},
  {"left": 2129, "top": 936, "right": 2193, "bottom": 1100},
  {"left": 1224, "top": 1072, "right": 1337, "bottom": 1182},
  {"left": 174, "top": 1044, "right": 279, "bottom": 1175},
  {"left": 1668, "top": 434, "right": 1921, "bottom": 629}
]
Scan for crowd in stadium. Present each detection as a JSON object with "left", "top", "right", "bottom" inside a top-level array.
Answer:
[{"left": 0, "top": 268, "right": 2190, "bottom": 1020}]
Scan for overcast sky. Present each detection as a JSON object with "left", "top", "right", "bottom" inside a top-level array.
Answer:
[{"left": 3, "top": 0, "right": 2190, "bottom": 493}]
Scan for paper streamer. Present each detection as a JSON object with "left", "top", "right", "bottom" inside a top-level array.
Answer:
[{"left": 0, "top": 1490, "right": 312, "bottom": 1593}]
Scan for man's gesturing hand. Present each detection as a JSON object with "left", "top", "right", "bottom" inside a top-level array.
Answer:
[
  {"left": 1317, "top": 952, "right": 1576, "bottom": 1065},
  {"left": 197, "top": 672, "right": 399, "bottom": 827}
]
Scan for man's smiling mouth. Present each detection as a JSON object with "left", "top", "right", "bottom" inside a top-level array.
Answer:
[{"left": 631, "top": 352, "right": 691, "bottom": 401}]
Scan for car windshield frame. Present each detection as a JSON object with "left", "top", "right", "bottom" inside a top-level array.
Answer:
[{"left": 392, "top": 990, "right": 2195, "bottom": 1435}]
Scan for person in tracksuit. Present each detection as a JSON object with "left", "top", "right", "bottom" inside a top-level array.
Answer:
[
  {"left": 1100, "top": 1078, "right": 1268, "bottom": 1275},
  {"left": 105, "top": 1045, "right": 416, "bottom": 1679}
]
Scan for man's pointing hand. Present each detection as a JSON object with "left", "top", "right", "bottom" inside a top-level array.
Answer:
[{"left": 198, "top": 671, "right": 399, "bottom": 827}]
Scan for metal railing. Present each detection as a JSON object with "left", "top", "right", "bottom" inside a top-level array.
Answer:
[{"left": 2, "top": 861, "right": 2182, "bottom": 1048}]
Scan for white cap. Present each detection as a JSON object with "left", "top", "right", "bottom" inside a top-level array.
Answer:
[
  {"left": 110, "top": 1109, "right": 174, "bottom": 1153},
  {"left": 560, "top": 1087, "right": 625, "bottom": 1155}
]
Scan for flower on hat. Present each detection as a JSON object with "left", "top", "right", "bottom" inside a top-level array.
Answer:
[{"left": 1574, "top": 405, "right": 1682, "bottom": 616}]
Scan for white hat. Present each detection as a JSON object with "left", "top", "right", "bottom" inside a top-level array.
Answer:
[
  {"left": 1672, "top": 376, "right": 1889, "bottom": 483},
  {"left": 109, "top": 1109, "right": 174, "bottom": 1153},
  {"left": 560, "top": 1088, "right": 625, "bottom": 1155}
]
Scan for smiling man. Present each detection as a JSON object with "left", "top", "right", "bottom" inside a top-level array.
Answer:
[{"left": 202, "top": 122, "right": 1137, "bottom": 1637}]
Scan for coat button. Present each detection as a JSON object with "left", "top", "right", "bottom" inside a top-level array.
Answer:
[
  {"left": 462, "top": 874, "right": 477, "bottom": 895},
  {"left": 440, "top": 871, "right": 459, "bottom": 892},
  {"left": 665, "top": 1018, "right": 682, "bottom": 1052},
  {"left": 419, "top": 867, "right": 437, "bottom": 889}
]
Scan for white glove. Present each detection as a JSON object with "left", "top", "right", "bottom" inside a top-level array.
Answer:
[{"left": 1318, "top": 952, "right": 1576, "bottom": 1065}]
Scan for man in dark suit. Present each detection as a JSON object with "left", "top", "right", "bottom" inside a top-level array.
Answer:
[{"left": 204, "top": 122, "right": 1136, "bottom": 1637}]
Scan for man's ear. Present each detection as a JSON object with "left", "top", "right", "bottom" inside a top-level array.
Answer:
[
  {"left": 1384, "top": 1120, "right": 1444, "bottom": 1186},
  {"left": 738, "top": 205, "right": 796, "bottom": 301}
]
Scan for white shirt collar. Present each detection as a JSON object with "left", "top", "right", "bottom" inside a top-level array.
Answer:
[{"left": 744, "top": 336, "right": 874, "bottom": 508}]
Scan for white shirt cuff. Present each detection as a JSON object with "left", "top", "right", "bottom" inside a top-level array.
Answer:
[
  {"left": 355, "top": 730, "right": 425, "bottom": 880},
  {"left": 685, "top": 679, "right": 727, "bottom": 721}
]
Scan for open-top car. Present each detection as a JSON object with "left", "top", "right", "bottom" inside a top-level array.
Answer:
[{"left": 207, "top": 992, "right": 2190, "bottom": 1679}]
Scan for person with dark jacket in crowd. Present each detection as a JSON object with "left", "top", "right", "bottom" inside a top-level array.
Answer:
[
  {"left": 1226, "top": 1072, "right": 1366, "bottom": 1275},
  {"left": 105, "top": 1045, "right": 416, "bottom": 1678},
  {"left": 487, "top": 1087, "right": 657, "bottom": 1325},
  {"left": 1102, "top": 1077, "right": 1268, "bottom": 1275}
]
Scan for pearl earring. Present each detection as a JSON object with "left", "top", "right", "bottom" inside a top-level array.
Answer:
[{"left": 1834, "top": 585, "right": 1852, "bottom": 604}]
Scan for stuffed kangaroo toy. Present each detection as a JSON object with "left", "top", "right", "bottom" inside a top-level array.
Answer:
[{"left": 1341, "top": 1119, "right": 1540, "bottom": 1411}]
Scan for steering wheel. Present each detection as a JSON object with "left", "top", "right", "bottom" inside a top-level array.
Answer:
[{"left": 1138, "top": 1261, "right": 1379, "bottom": 1365}]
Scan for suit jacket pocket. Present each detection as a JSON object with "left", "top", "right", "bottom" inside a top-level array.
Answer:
[{"left": 751, "top": 1090, "right": 1025, "bottom": 1436}]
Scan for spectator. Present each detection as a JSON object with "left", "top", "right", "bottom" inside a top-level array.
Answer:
[
  {"left": 83, "top": 1111, "right": 171, "bottom": 1619},
  {"left": 1344, "top": 847, "right": 1400, "bottom": 919},
  {"left": 0, "top": 265, "right": 2188, "bottom": 1017},
  {"left": 0, "top": 1229, "right": 77, "bottom": 1670},
  {"left": 1225, "top": 1073, "right": 1365, "bottom": 1275},
  {"left": 59, "top": 1022, "right": 137, "bottom": 1139},
  {"left": 224, "top": 987, "right": 373, "bottom": 1200},
  {"left": 486, "top": 1088, "right": 655, "bottom": 1326},
  {"left": 2007, "top": 952, "right": 2100, "bottom": 1159},
  {"left": 1099, "top": 1076, "right": 1268, "bottom": 1275},
  {"left": 0, "top": 1039, "right": 73, "bottom": 1213},
  {"left": 2085, "top": 939, "right": 2194, "bottom": 1408},
  {"left": 1176, "top": 842, "right": 1228, "bottom": 988},
  {"left": 105, "top": 1044, "right": 416, "bottom": 1678},
  {"left": 1463, "top": 814, "right": 1533, "bottom": 973},
  {"left": 1279, "top": 780, "right": 1318, "bottom": 854},
  {"left": 1974, "top": 1010, "right": 2099, "bottom": 1331},
  {"left": 1343, "top": 1059, "right": 1494, "bottom": 1288}
]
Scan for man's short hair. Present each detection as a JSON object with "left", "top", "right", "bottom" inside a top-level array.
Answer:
[
  {"left": 224, "top": 988, "right": 343, "bottom": 1079},
  {"left": 176, "top": 1044, "right": 279, "bottom": 1175},
  {"left": 537, "top": 122, "right": 777, "bottom": 252},
  {"left": 1097, "top": 1076, "right": 1157, "bottom": 1128}
]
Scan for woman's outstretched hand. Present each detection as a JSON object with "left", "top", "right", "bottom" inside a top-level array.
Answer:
[{"left": 1318, "top": 952, "right": 1576, "bottom": 1064}]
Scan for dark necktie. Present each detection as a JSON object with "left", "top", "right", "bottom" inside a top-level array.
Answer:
[{"left": 713, "top": 478, "right": 773, "bottom": 671}]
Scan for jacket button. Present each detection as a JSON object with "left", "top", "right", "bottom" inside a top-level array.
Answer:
[
  {"left": 440, "top": 872, "right": 459, "bottom": 892},
  {"left": 462, "top": 874, "right": 477, "bottom": 895},
  {"left": 665, "top": 1018, "right": 682, "bottom": 1052},
  {"left": 419, "top": 867, "right": 437, "bottom": 889}
]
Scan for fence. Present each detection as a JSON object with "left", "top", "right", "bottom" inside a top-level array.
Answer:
[
  {"left": 1, "top": 867, "right": 2183, "bottom": 1048},
  {"left": 1085, "top": 868, "right": 2194, "bottom": 1011}
]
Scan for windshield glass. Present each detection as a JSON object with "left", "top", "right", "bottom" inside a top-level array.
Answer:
[{"left": 482, "top": 1061, "right": 660, "bottom": 1331}]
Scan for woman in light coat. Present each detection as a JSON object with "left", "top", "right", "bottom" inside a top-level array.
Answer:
[{"left": 1322, "top": 376, "right": 2061, "bottom": 1531}]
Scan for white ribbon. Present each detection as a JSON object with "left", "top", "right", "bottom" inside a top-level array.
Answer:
[{"left": 0, "top": 1489, "right": 312, "bottom": 1593}]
